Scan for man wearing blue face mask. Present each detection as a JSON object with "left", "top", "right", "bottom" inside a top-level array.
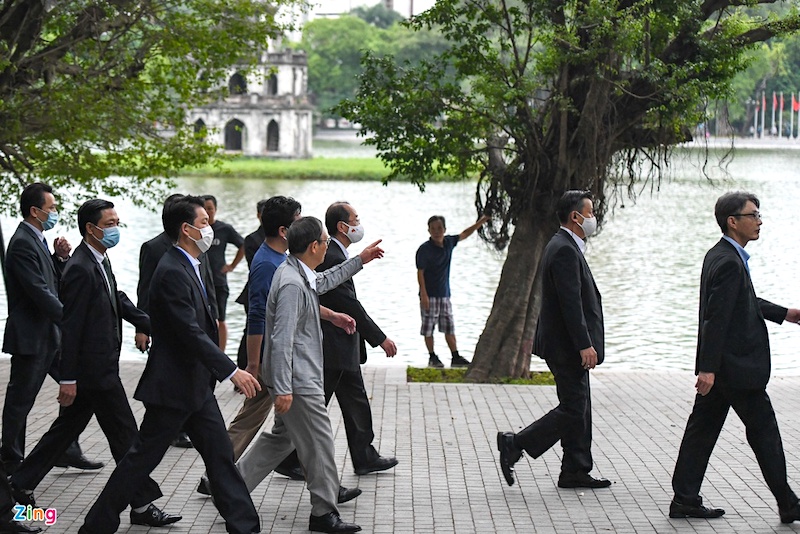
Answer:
[
  {"left": 2, "top": 182, "right": 103, "bottom": 480},
  {"left": 10, "top": 199, "right": 182, "bottom": 529}
]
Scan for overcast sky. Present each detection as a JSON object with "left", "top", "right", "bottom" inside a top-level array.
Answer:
[{"left": 309, "top": 0, "right": 436, "bottom": 18}]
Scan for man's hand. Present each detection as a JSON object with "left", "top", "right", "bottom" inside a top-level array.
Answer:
[
  {"left": 58, "top": 383, "right": 77, "bottom": 407},
  {"left": 53, "top": 237, "right": 71, "bottom": 259},
  {"left": 420, "top": 294, "right": 430, "bottom": 311},
  {"left": 134, "top": 333, "right": 150, "bottom": 352},
  {"left": 358, "top": 240, "right": 384, "bottom": 264},
  {"left": 330, "top": 312, "right": 356, "bottom": 334},
  {"left": 245, "top": 363, "right": 260, "bottom": 381},
  {"left": 380, "top": 337, "right": 397, "bottom": 357},
  {"left": 221, "top": 263, "right": 235, "bottom": 274},
  {"left": 230, "top": 369, "right": 261, "bottom": 398},
  {"left": 696, "top": 371, "right": 715, "bottom": 396},
  {"left": 579, "top": 346, "right": 598, "bottom": 370},
  {"left": 786, "top": 308, "right": 800, "bottom": 324},
  {"left": 275, "top": 394, "right": 293, "bottom": 414},
  {"left": 477, "top": 214, "right": 491, "bottom": 225}
]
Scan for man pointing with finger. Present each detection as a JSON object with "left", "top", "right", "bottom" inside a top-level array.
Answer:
[
  {"left": 669, "top": 191, "right": 800, "bottom": 523},
  {"left": 496, "top": 190, "right": 610, "bottom": 490}
]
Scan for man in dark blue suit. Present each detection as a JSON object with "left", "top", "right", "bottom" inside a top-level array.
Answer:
[
  {"left": 80, "top": 196, "right": 261, "bottom": 534},
  {"left": 669, "top": 191, "right": 800, "bottom": 522},
  {"left": 1, "top": 182, "right": 101, "bottom": 475},
  {"left": 10, "top": 199, "right": 179, "bottom": 527},
  {"left": 497, "top": 190, "right": 610, "bottom": 489}
]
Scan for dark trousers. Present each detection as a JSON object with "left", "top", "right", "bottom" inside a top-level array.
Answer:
[
  {"left": 82, "top": 396, "right": 259, "bottom": 534},
  {"left": 514, "top": 360, "right": 593, "bottom": 474},
  {"left": 11, "top": 379, "right": 161, "bottom": 507},
  {"left": 672, "top": 385, "right": 798, "bottom": 510},
  {"left": 283, "top": 366, "right": 380, "bottom": 471},
  {"left": 1, "top": 350, "right": 82, "bottom": 470}
]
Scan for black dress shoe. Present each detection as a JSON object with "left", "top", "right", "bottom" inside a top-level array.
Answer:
[
  {"left": 337, "top": 486, "right": 362, "bottom": 504},
  {"left": 308, "top": 512, "right": 361, "bottom": 533},
  {"left": 9, "top": 482, "right": 35, "bottom": 507},
  {"left": 668, "top": 499, "right": 725, "bottom": 519},
  {"left": 170, "top": 432, "right": 193, "bottom": 448},
  {"left": 497, "top": 432, "right": 522, "bottom": 486},
  {"left": 558, "top": 471, "right": 611, "bottom": 489},
  {"left": 275, "top": 464, "right": 304, "bottom": 481},
  {"left": 779, "top": 502, "right": 800, "bottom": 523},
  {"left": 130, "top": 504, "right": 182, "bottom": 526},
  {"left": 0, "top": 518, "right": 42, "bottom": 533},
  {"left": 54, "top": 453, "right": 104, "bottom": 470},
  {"left": 354, "top": 456, "right": 398, "bottom": 476},
  {"left": 197, "top": 476, "right": 211, "bottom": 496}
]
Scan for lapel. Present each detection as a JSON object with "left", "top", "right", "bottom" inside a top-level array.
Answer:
[
  {"left": 174, "top": 248, "right": 214, "bottom": 323},
  {"left": 78, "top": 242, "right": 119, "bottom": 319},
  {"left": 718, "top": 238, "right": 759, "bottom": 304},
  {"left": 558, "top": 228, "right": 600, "bottom": 299},
  {"left": 20, "top": 222, "right": 56, "bottom": 277}
]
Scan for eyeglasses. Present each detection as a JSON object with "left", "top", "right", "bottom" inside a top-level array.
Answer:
[
  {"left": 731, "top": 211, "right": 762, "bottom": 221},
  {"left": 318, "top": 236, "right": 331, "bottom": 246}
]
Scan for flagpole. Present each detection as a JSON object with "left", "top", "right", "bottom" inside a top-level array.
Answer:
[
  {"left": 761, "top": 91, "right": 766, "bottom": 138},
  {"left": 771, "top": 91, "right": 777, "bottom": 136},
  {"left": 791, "top": 94, "right": 794, "bottom": 139},
  {"left": 779, "top": 92, "right": 784, "bottom": 138}
]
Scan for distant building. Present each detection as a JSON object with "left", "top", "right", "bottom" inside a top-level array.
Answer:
[{"left": 190, "top": 45, "right": 313, "bottom": 158}]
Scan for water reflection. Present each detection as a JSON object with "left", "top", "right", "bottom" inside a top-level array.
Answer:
[{"left": 1, "top": 148, "right": 799, "bottom": 374}]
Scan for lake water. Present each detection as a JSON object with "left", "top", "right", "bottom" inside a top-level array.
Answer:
[{"left": 2, "top": 147, "right": 800, "bottom": 374}]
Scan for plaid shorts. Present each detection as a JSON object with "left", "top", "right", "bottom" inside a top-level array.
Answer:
[{"left": 420, "top": 297, "right": 455, "bottom": 336}]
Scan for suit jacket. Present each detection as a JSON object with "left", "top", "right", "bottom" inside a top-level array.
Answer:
[
  {"left": 533, "top": 229, "right": 604, "bottom": 366},
  {"left": 59, "top": 242, "right": 150, "bottom": 389},
  {"left": 137, "top": 231, "right": 218, "bottom": 319},
  {"left": 235, "top": 226, "right": 265, "bottom": 307},
  {"left": 135, "top": 247, "right": 237, "bottom": 412},
  {"left": 696, "top": 238, "right": 786, "bottom": 389},
  {"left": 2, "top": 222, "right": 64, "bottom": 356},
  {"left": 316, "top": 242, "right": 385, "bottom": 370}
]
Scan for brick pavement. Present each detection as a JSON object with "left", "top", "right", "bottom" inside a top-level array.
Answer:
[{"left": 5, "top": 361, "right": 800, "bottom": 533}]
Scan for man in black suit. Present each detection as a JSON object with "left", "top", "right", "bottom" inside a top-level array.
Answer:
[
  {"left": 497, "top": 190, "right": 610, "bottom": 489},
  {"left": 9, "top": 199, "right": 179, "bottom": 527},
  {"left": 137, "top": 193, "right": 218, "bottom": 449},
  {"left": 80, "top": 196, "right": 261, "bottom": 534},
  {"left": 669, "top": 191, "right": 800, "bottom": 522},
  {"left": 281, "top": 202, "right": 398, "bottom": 476},
  {"left": 1, "top": 182, "right": 101, "bottom": 475},
  {"left": 0, "top": 463, "right": 39, "bottom": 533}
]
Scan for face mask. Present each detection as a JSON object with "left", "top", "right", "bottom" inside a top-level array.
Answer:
[
  {"left": 576, "top": 212, "right": 597, "bottom": 238},
  {"left": 342, "top": 222, "right": 364, "bottom": 243},
  {"left": 92, "top": 224, "right": 120, "bottom": 249},
  {"left": 188, "top": 224, "right": 214, "bottom": 253},
  {"left": 34, "top": 207, "right": 59, "bottom": 231}
]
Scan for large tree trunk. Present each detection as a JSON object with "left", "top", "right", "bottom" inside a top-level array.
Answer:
[{"left": 466, "top": 205, "right": 558, "bottom": 381}]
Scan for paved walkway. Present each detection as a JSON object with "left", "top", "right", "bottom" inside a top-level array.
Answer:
[{"left": 7, "top": 361, "right": 800, "bottom": 533}]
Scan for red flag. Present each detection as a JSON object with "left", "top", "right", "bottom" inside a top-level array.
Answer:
[
  {"left": 793, "top": 94, "right": 799, "bottom": 112},
  {"left": 763, "top": 92, "right": 767, "bottom": 109},
  {"left": 781, "top": 93, "right": 785, "bottom": 109},
  {"left": 774, "top": 91, "right": 778, "bottom": 109}
]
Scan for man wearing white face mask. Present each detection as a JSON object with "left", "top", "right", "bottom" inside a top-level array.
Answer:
[
  {"left": 497, "top": 190, "right": 610, "bottom": 490},
  {"left": 280, "top": 202, "right": 399, "bottom": 477}
]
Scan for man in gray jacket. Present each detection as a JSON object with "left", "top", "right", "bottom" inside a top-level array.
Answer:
[{"left": 236, "top": 216, "right": 384, "bottom": 534}]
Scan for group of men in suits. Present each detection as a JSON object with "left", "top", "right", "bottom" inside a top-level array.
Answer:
[
  {"left": 1, "top": 186, "right": 399, "bottom": 533},
  {"left": 496, "top": 189, "right": 800, "bottom": 525}
]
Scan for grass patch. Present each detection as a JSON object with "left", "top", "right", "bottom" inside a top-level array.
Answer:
[
  {"left": 181, "top": 157, "right": 390, "bottom": 181},
  {"left": 406, "top": 367, "right": 555, "bottom": 385}
]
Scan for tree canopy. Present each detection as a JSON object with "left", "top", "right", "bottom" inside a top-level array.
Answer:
[
  {"left": 337, "top": 0, "right": 800, "bottom": 380},
  {"left": 0, "top": 0, "right": 299, "bottom": 213}
]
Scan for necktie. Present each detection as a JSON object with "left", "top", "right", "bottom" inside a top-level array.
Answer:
[
  {"left": 42, "top": 237, "right": 49, "bottom": 253},
  {"left": 102, "top": 258, "right": 120, "bottom": 340}
]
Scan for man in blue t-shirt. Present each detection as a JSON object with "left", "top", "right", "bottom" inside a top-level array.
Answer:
[{"left": 416, "top": 214, "right": 490, "bottom": 368}]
